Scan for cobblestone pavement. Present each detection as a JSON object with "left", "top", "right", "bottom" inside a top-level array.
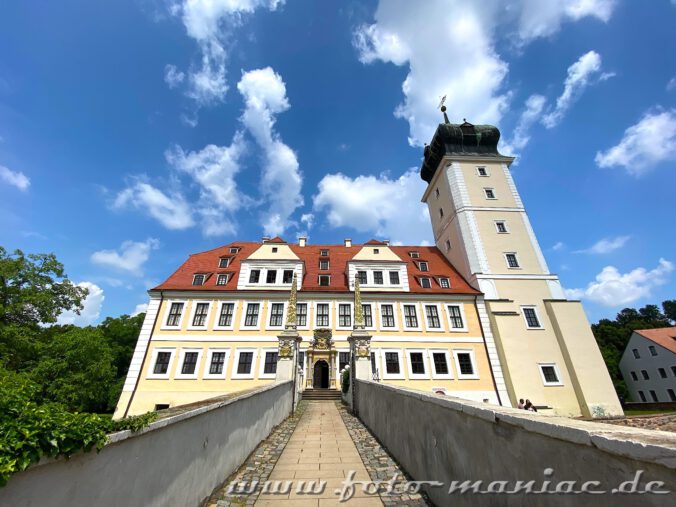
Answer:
[
  {"left": 336, "top": 402, "right": 430, "bottom": 507},
  {"left": 599, "top": 413, "right": 676, "bottom": 432},
  {"left": 206, "top": 401, "right": 308, "bottom": 507}
]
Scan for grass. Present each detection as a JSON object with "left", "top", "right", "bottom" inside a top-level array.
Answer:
[{"left": 624, "top": 408, "right": 676, "bottom": 417}]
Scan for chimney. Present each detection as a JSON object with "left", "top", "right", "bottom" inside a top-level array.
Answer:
[
  {"left": 298, "top": 236, "right": 307, "bottom": 247},
  {"left": 344, "top": 238, "right": 352, "bottom": 247},
  {"left": 262, "top": 236, "right": 270, "bottom": 243}
]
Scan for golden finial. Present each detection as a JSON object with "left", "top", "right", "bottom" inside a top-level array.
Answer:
[
  {"left": 354, "top": 277, "right": 364, "bottom": 329},
  {"left": 285, "top": 272, "right": 297, "bottom": 329}
]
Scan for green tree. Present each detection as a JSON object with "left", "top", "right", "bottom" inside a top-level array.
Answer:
[
  {"left": 663, "top": 300, "right": 676, "bottom": 323},
  {"left": 31, "top": 327, "right": 117, "bottom": 413},
  {"left": 0, "top": 247, "right": 87, "bottom": 369}
]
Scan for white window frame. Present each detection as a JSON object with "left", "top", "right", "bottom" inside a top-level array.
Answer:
[
  {"left": 232, "top": 348, "right": 257, "bottom": 379},
  {"left": 318, "top": 274, "right": 331, "bottom": 287},
  {"left": 187, "top": 300, "right": 212, "bottom": 330},
  {"left": 218, "top": 257, "right": 231, "bottom": 268},
  {"left": 203, "top": 348, "right": 231, "bottom": 379},
  {"left": 453, "top": 349, "right": 479, "bottom": 380},
  {"left": 438, "top": 277, "right": 450, "bottom": 289},
  {"left": 258, "top": 347, "right": 280, "bottom": 379},
  {"left": 419, "top": 277, "right": 432, "bottom": 289},
  {"left": 313, "top": 301, "right": 333, "bottom": 328},
  {"left": 213, "top": 301, "right": 237, "bottom": 330},
  {"left": 423, "top": 303, "right": 445, "bottom": 332},
  {"left": 147, "top": 347, "right": 176, "bottom": 379},
  {"left": 484, "top": 187, "right": 497, "bottom": 200},
  {"left": 377, "top": 302, "right": 399, "bottom": 331},
  {"left": 494, "top": 220, "right": 509, "bottom": 234},
  {"left": 521, "top": 305, "right": 544, "bottom": 330},
  {"left": 295, "top": 301, "right": 310, "bottom": 330},
  {"left": 381, "top": 348, "right": 405, "bottom": 380},
  {"left": 538, "top": 363, "right": 563, "bottom": 386},
  {"left": 409, "top": 251, "right": 420, "bottom": 259},
  {"left": 216, "top": 273, "right": 229, "bottom": 286},
  {"left": 336, "top": 348, "right": 350, "bottom": 379},
  {"left": 429, "top": 349, "right": 454, "bottom": 379},
  {"left": 504, "top": 252, "right": 521, "bottom": 269},
  {"left": 240, "top": 302, "right": 262, "bottom": 330},
  {"left": 476, "top": 166, "right": 490, "bottom": 177},
  {"left": 266, "top": 301, "right": 288, "bottom": 330},
  {"left": 175, "top": 348, "right": 203, "bottom": 379},
  {"left": 161, "top": 300, "right": 187, "bottom": 330},
  {"left": 401, "top": 303, "right": 422, "bottom": 331},
  {"left": 360, "top": 302, "right": 376, "bottom": 331},
  {"left": 192, "top": 273, "right": 207, "bottom": 286},
  {"left": 445, "top": 303, "right": 468, "bottom": 332},
  {"left": 336, "top": 302, "right": 354, "bottom": 330},
  {"left": 417, "top": 261, "right": 429, "bottom": 272},
  {"left": 406, "top": 349, "right": 429, "bottom": 379},
  {"left": 229, "top": 247, "right": 240, "bottom": 254},
  {"left": 319, "top": 259, "right": 330, "bottom": 270}
]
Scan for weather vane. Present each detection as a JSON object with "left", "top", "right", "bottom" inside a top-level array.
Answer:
[{"left": 438, "top": 95, "right": 450, "bottom": 124}]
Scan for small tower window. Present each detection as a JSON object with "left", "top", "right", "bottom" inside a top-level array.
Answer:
[
  {"left": 439, "top": 208, "right": 444, "bottom": 218},
  {"left": 445, "top": 240, "right": 451, "bottom": 251},
  {"left": 373, "top": 248, "right": 380, "bottom": 254},
  {"left": 484, "top": 188, "right": 496, "bottom": 199},
  {"left": 271, "top": 247, "right": 278, "bottom": 253},
  {"left": 495, "top": 221, "right": 508, "bottom": 233},
  {"left": 505, "top": 253, "right": 520, "bottom": 268},
  {"left": 477, "top": 166, "right": 488, "bottom": 177},
  {"left": 435, "top": 188, "right": 440, "bottom": 198}
]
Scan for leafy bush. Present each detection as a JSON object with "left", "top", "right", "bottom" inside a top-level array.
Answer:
[
  {"left": 341, "top": 368, "right": 350, "bottom": 394},
  {"left": 0, "top": 369, "right": 156, "bottom": 487}
]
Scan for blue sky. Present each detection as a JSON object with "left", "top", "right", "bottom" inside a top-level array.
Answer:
[{"left": 0, "top": 0, "right": 674, "bottom": 325}]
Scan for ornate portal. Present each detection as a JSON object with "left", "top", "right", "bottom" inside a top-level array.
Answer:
[
  {"left": 311, "top": 329, "right": 333, "bottom": 350},
  {"left": 306, "top": 329, "right": 336, "bottom": 389}
]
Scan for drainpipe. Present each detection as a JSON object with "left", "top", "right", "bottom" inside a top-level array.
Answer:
[
  {"left": 123, "top": 291, "right": 164, "bottom": 418},
  {"left": 473, "top": 295, "right": 503, "bottom": 407}
]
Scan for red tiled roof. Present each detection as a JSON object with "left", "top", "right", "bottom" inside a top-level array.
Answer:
[
  {"left": 635, "top": 327, "right": 676, "bottom": 354},
  {"left": 364, "top": 239, "right": 387, "bottom": 245},
  {"left": 267, "top": 236, "right": 286, "bottom": 243},
  {"left": 153, "top": 242, "right": 479, "bottom": 295}
]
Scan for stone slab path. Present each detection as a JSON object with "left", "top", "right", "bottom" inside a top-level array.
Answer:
[{"left": 208, "top": 400, "right": 429, "bottom": 507}]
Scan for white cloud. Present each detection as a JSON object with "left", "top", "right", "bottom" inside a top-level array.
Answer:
[
  {"left": 113, "top": 180, "right": 195, "bottom": 230},
  {"left": 300, "top": 213, "right": 314, "bottom": 230},
  {"left": 594, "top": 109, "right": 676, "bottom": 175},
  {"left": 91, "top": 238, "right": 160, "bottom": 275},
  {"left": 0, "top": 165, "right": 30, "bottom": 191},
  {"left": 542, "top": 51, "right": 611, "bottom": 128},
  {"left": 169, "top": 0, "right": 284, "bottom": 106},
  {"left": 353, "top": 1, "right": 615, "bottom": 147},
  {"left": 166, "top": 134, "right": 247, "bottom": 236},
  {"left": 164, "top": 64, "right": 185, "bottom": 88},
  {"left": 132, "top": 302, "right": 148, "bottom": 316},
  {"left": 313, "top": 168, "right": 431, "bottom": 244},
  {"left": 574, "top": 235, "right": 630, "bottom": 254},
  {"left": 551, "top": 241, "right": 565, "bottom": 251},
  {"left": 501, "top": 94, "right": 546, "bottom": 155},
  {"left": 668, "top": 77, "right": 676, "bottom": 91},
  {"left": 237, "top": 67, "right": 303, "bottom": 236},
  {"left": 57, "top": 282, "right": 105, "bottom": 326},
  {"left": 565, "top": 258, "right": 674, "bottom": 307}
]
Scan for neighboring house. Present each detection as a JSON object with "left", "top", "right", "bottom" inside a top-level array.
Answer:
[{"left": 619, "top": 327, "right": 676, "bottom": 403}]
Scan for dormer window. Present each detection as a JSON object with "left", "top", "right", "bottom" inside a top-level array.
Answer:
[
  {"left": 272, "top": 247, "right": 278, "bottom": 253},
  {"left": 282, "top": 270, "right": 294, "bottom": 284},
  {"left": 439, "top": 277, "right": 450, "bottom": 288},
  {"left": 419, "top": 277, "right": 431, "bottom": 289},
  {"left": 319, "top": 260, "right": 329, "bottom": 270},
  {"left": 192, "top": 274, "right": 206, "bottom": 286},
  {"left": 320, "top": 250, "right": 329, "bottom": 257},
  {"left": 409, "top": 252, "right": 420, "bottom": 259},
  {"left": 418, "top": 261, "right": 429, "bottom": 272},
  {"left": 219, "top": 257, "right": 231, "bottom": 268},
  {"left": 216, "top": 274, "right": 229, "bottom": 286},
  {"left": 230, "top": 247, "right": 240, "bottom": 254},
  {"left": 318, "top": 275, "right": 330, "bottom": 286}
]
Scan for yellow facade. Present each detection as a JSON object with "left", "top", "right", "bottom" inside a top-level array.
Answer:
[{"left": 115, "top": 294, "right": 500, "bottom": 417}]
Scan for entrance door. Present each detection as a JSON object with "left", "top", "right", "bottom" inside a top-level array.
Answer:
[{"left": 313, "top": 360, "right": 329, "bottom": 388}]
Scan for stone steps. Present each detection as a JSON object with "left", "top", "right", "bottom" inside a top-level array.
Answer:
[{"left": 302, "top": 389, "right": 342, "bottom": 400}]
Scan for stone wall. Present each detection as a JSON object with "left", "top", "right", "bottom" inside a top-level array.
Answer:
[
  {"left": 0, "top": 381, "right": 293, "bottom": 507},
  {"left": 355, "top": 380, "right": 676, "bottom": 507}
]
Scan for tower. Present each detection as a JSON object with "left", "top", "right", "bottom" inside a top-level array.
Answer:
[{"left": 420, "top": 116, "right": 622, "bottom": 417}]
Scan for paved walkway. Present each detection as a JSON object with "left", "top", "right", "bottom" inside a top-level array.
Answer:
[{"left": 208, "top": 400, "right": 429, "bottom": 507}]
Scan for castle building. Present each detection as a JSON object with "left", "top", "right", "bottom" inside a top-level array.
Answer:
[{"left": 115, "top": 117, "right": 622, "bottom": 419}]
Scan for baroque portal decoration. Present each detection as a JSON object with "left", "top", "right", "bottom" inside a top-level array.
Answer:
[
  {"left": 311, "top": 329, "right": 333, "bottom": 350},
  {"left": 278, "top": 337, "right": 295, "bottom": 359}
]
